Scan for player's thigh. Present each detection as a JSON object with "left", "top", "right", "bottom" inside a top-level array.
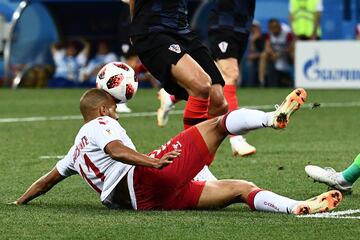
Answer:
[
  {"left": 196, "top": 179, "right": 258, "bottom": 209},
  {"left": 170, "top": 53, "right": 212, "bottom": 97},
  {"left": 144, "top": 127, "right": 213, "bottom": 187},
  {"left": 133, "top": 33, "right": 189, "bottom": 99},
  {"left": 189, "top": 45, "right": 225, "bottom": 89},
  {"left": 195, "top": 118, "right": 227, "bottom": 156}
]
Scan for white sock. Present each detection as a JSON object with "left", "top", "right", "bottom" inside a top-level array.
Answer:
[
  {"left": 223, "top": 108, "right": 273, "bottom": 135},
  {"left": 253, "top": 190, "right": 299, "bottom": 214}
]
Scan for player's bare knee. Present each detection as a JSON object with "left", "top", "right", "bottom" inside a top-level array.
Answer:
[
  {"left": 210, "top": 100, "right": 228, "bottom": 116},
  {"left": 190, "top": 73, "right": 211, "bottom": 98},
  {"left": 232, "top": 180, "right": 258, "bottom": 198},
  {"left": 220, "top": 100, "right": 229, "bottom": 115},
  {"left": 246, "top": 181, "right": 258, "bottom": 190}
]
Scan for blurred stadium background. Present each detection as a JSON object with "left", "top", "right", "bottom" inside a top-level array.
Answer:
[
  {"left": 1, "top": 1, "right": 360, "bottom": 239},
  {"left": 0, "top": 0, "right": 360, "bottom": 88}
]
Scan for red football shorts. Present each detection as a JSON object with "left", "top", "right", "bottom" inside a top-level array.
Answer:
[{"left": 133, "top": 127, "right": 211, "bottom": 210}]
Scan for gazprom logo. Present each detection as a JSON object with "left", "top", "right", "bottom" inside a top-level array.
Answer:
[
  {"left": 303, "top": 53, "right": 320, "bottom": 81},
  {"left": 303, "top": 53, "right": 360, "bottom": 81}
]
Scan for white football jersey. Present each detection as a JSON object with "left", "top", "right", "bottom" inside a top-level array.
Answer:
[{"left": 56, "top": 116, "right": 135, "bottom": 202}]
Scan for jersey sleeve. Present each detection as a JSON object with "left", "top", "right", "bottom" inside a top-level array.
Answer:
[
  {"left": 53, "top": 50, "right": 65, "bottom": 66},
  {"left": 91, "top": 117, "right": 125, "bottom": 151},
  {"left": 76, "top": 51, "right": 88, "bottom": 67},
  {"left": 56, "top": 146, "right": 77, "bottom": 177}
]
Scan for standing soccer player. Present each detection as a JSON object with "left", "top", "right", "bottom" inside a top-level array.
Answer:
[
  {"left": 208, "top": 0, "right": 256, "bottom": 156},
  {"left": 156, "top": 0, "right": 257, "bottom": 156},
  {"left": 128, "top": 0, "right": 228, "bottom": 130}
]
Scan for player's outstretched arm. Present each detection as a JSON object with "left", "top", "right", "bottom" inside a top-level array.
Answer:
[
  {"left": 105, "top": 140, "right": 180, "bottom": 169},
  {"left": 13, "top": 167, "right": 66, "bottom": 205}
]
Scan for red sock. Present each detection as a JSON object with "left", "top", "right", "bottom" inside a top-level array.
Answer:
[
  {"left": 183, "top": 96, "right": 209, "bottom": 130},
  {"left": 223, "top": 84, "right": 238, "bottom": 112},
  {"left": 170, "top": 95, "right": 177, "bottom": 104},
  {"left": 224, "top": 84, "right": 239, "bottom": 137},
  {"left": 247, "top": 188, "right": 263, "bottom": 210}
]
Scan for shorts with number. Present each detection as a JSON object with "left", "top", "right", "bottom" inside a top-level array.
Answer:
[
  {"left": 133, "top": 127, "right": 211, "bottom": 210},
  {"left": 132, "top": 31, "right": 225, "bottom": 100},
  {"left": 208, "top": 28, "right": 249, "bottom": 61}
]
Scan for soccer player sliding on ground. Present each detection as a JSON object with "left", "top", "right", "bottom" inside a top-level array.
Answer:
[{"left": 13, "top": 88, "right": 342, "bottom": 214}]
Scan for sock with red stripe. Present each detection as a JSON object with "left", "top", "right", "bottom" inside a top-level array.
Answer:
[
  {"left": 222, "top": 108, "right": 273, "bottom": 135},
  {"left": 223, "top": 84, "right": 238, "bottom": 112},
  {"left": 183, "top": 96, "right": 209, "bottom": 130},
  {"left": 247, "top": 189, "right": 298, "bottom": 214}
]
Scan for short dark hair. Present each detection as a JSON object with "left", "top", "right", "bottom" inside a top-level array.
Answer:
[{"left": 79, "top": 89, "right": 114, "bottom": 118}]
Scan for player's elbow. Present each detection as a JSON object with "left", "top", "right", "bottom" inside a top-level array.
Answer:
[{"left": 106, "top": 147, "right": 120, "bottom": 160}]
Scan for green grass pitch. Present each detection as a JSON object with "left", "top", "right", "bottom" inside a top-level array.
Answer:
[{"left": 0, "top": 88, "right": 360, "bottom": 239}]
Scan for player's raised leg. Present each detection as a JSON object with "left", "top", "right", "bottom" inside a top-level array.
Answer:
[
  {"left": 196, "top": 180, "right": 342, "bottom": 215},
  {"left": 144, "top": 87, "right": 307, "bottom": 188},
  {"left": 196, "top": 88, "right": 307, "bottom": 156}
]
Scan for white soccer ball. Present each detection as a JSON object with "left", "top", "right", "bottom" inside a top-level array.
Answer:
[{"left": 96, "top": 62, "right": 138, "bottom": 103}]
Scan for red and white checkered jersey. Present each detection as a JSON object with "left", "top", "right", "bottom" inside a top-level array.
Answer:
[{"left": 56, "top": 116, "right": 135, "bottom": 202}]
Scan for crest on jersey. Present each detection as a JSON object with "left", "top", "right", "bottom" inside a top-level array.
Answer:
[
  {"left": 168, "top": 44, "right": 181, "bottom": 54},
  {"left": 103, "top": 128, "right": 112, "bottom": 136},
  {"left": 218, "top": 41, "right": 229, "bottom": 53},
  {"left": 121, "top": 43, "right": 130, "bottom": 54}
]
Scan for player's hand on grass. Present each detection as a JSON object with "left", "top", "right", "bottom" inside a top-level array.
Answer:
[{"left": 156, "top": 150, "right": 181, "bottom": 169}]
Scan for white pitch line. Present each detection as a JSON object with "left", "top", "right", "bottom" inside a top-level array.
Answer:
[
  {"left": 0, "top": 115, "right": 82, "bottom": 123},
  {"left": 297, "top": 209, "right": 360, "bottom": 219},
  {"left": 1, "top": 101, "right": 360, "bottom": 124},
  {"left": 39, "top": 155, "right": 65, "bottom": 159}
]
